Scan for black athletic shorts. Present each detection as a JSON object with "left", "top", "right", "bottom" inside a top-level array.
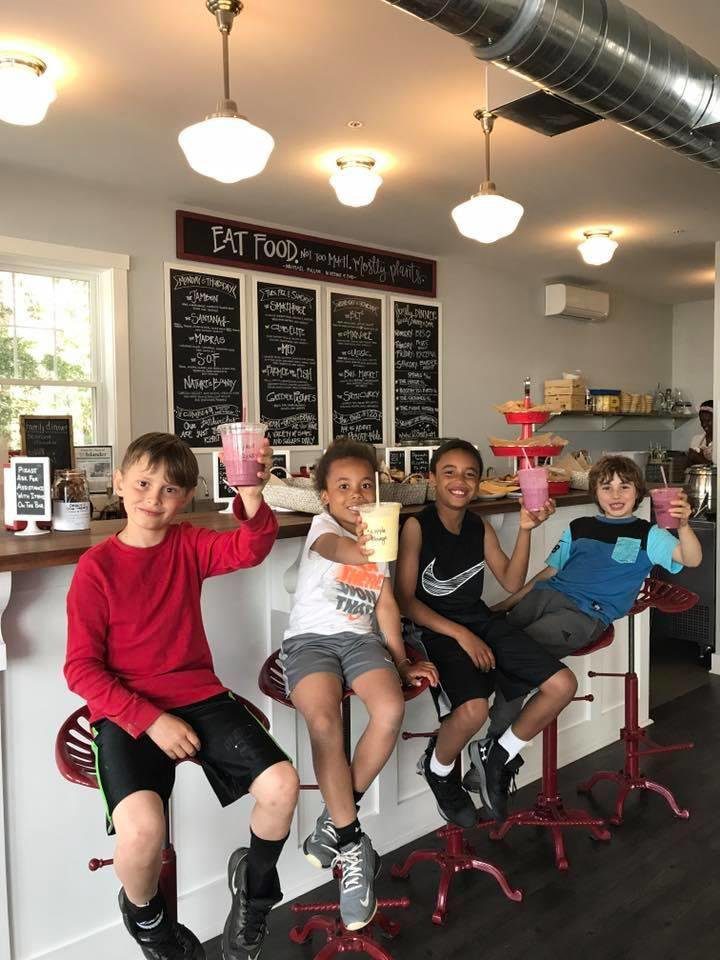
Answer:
[
  {"left": 91, "top": 692, "right": 290, "bottom": 834},
  {"left": 422, "top": 615, "right": 565, "bottom": 714}
]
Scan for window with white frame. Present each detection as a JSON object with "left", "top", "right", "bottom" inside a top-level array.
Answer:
[{"left": 0, "top": 237, "right": 130, "bottom": 459}]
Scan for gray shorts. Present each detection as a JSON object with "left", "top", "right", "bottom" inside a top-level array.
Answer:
[
  {"left": 507, "top": 587, "right": 605, "bottom": 658},
  {"left": 280, "top": 631, "right": 396, "bottom": 694}
]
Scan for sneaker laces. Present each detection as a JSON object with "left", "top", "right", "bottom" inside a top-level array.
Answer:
[
  {"left": 229, "top": 892, "right": 269, "bottom": 949},
  {"left": 499, "top": 756, "right": 522, "bottom": 796},
  {"left": 333, "top": 842, "right": 364, "bottom": 893}
]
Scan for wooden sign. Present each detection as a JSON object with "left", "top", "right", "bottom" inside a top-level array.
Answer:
[
  {"left": 254, "top": 279, "right": 321, "bottom": 447},
  {"left": 20, "top": 415, "right": 74, "bottom": 474},
  {"left": 177, "top": 210, "right": 437, "bottom": 296},
  {"left": 329, "top": 289, "right": 385, "bottom": 444},
  {"left": 392, "top": 298, "right": 442, "bottom": 443},
  {"left": 165, "top": 266, "right": 245, "bottom": 449},
  {"left": 11, "top": 457, "right": 51, "bottom": 520}
]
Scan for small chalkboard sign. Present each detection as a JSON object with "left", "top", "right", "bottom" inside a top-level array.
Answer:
[
  {"left": 11, "top": 457, "right": 52, "bottom": 520},
  {"left": 20, "top": 415, "right": 74, "bottom": 474},
  {"left": 271, "top": 450, "right": 290, "bottom": 476},
  {"left": 409, "top": 447, "right": 434, "bottom": 476},
  {"left": 385, "top": 448, "right": 408, "bottom": 475}
]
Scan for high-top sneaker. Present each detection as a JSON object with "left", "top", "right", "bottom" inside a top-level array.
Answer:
[
  {"left": 118, "top": 889, "right": 205, "bottom": 960},
  {"left": 222, "top": 848, "right": 280, "bottom": 960},
  {"left": 417, "top": 737, "right": 477, "bottom": 828}
]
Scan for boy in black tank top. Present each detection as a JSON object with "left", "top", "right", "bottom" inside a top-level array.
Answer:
[{"left": 395, "top": 440, "right": 577, "bottom": 825}]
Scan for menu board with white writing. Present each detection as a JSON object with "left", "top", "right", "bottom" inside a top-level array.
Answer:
[
  {"left": 11, "top": 457, "right": 51, "bottom": 520},
  {"left": 329, "top": 290, "right": 385, "bottom": 443},
  {"left": 392, "top": 298, "right": 442, "bottom": 443},
  {"left": 166, "top": 266, "right": 245, "bottom": 448},
  {"left": 255, "top": 279, "right": 320, "bottom": 447}
]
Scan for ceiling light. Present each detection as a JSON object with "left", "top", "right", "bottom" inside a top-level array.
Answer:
[
  {"left": 451, "top": 110, "right": 524, "bottom": 244},
  {"left": 178, "top": 1, "right": 274, "bottom": 183},
  {"left": 0, "top": 55, "right": 57, "bottom": 126},
  {"left": 329, "top": 156, "right": 383, "bottom": 207},
  {"left": 578, "top": 229, "right": 618, "bottom": 265}
]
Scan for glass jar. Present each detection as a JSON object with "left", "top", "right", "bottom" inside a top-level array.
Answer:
[{"left": 52, "top": 469, "right": 91, "bottom": 531}]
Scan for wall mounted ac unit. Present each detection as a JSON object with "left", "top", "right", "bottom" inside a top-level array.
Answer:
[{"left": 545, "top": 283, "right": 609, "bottom": 322}]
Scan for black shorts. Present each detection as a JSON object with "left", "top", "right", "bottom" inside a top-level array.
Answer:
[
  {"left": 91, "top": 693, "right": 290, "bottom": 834},
  {"left": 422, "top": 616, "right": 565, "bottom": 714}
]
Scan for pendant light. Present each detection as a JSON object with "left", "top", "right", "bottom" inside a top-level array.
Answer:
[
  {"left": 0, "top": 55, "right": 57, "bottom": 126},
  {"left": 330, "top": 156, "right": 383, "bottom": 207},
  {"left": 451, "top": 110, "right": 524, "bottom": 244},
  {"left": 578, "top": 229, "right": 618, "bottom": 265},
  {"left": 178, "top": 1, "right": 274, "bottom": 183}
]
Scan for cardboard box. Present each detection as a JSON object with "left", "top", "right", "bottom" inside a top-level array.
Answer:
[{"left": 544, "top": 380, "right": 587, "bottom": 412}]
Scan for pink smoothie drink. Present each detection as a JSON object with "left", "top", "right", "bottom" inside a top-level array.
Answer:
[
  {"left": 650, "top": 487, "right": 682, "bottom": 529},
  {"left": 517, "top": 466, "right": 549, "bottom": 511},
  {"left": 217, "top": 422, "right": 266, "bottom": 487}
]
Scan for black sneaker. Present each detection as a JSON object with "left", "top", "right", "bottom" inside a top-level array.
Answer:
[
  {"left": 222, "top": 847, "right": 280, "bottom": 960},
  {"left": 463, "top": 737, "right": 524, "bottom": 801},
  {"left": 118, "top": 889, "right": 205, "bottom": 960},
  {"left": 479, "top": 739, "right": 523, "bottom": 822},
  {"left": 417, "top": 738, "right": 477, "bottom": 828}
]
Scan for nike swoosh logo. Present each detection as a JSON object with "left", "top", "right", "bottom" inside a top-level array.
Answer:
[
  {"left": 360, "top": 891, "right": 371, "bottom": 907},
  {"left": 421, "top": 558, "right": 485, "bottom": 597}
]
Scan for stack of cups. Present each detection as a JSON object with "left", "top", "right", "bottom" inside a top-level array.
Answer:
[{"left": 217, "top": 422, "right": 266, "bottom": 486}]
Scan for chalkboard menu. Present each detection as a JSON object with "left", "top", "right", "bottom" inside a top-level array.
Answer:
[
  {"left": 20, "top": 415, "right": 74, "bottom": 474},
  {"left": 329, "top": 292, "right": 384, "bottom": 444},
  {"left": 12, "top": 457, "right": 51, "bottom": 519},
  {"left": 392, "top": 299, "right": 442, "bottom": 443},
  {"left": 410, "top": 447, "right": 433, "bottom": 476},
  {"left": 177, "top": 210, "right": 436, "bottom": 296},
  {"left": 167, "top": 267, "right": 243, "bottom": 448},
  {"left": 255, "top": 281, "right": 320, "bottom": 447},
  {"left": 386, "top": 448, "right": 408, "bottom": 474}
]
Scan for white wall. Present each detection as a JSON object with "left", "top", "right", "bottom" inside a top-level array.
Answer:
[{"left": 672, "top": 299, "right": 714, "bottom": 452}]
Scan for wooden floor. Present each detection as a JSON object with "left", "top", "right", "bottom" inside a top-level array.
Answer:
[{"left": 206, "top": 678, "right": 720, "bottom": 960}]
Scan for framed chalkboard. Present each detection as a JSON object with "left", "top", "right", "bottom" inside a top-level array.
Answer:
[
  {"left": 177, "top": 210, "right": 437, "bottom": 297},
  {"left": 165, "top": 263, "right": 246, "bottom": 450},
  {"left": 10, "top": 457, "right": 52, "bottom": 520},
  {"left": 20, "top": 415, "right": 74, "bottom": 474},
  {"left": 409, "top": 447, "right": 435, "bottom": 476},
  {"left": 385, "top": 448, "right": 408, "bottom": 475},
  {"left": 252, "top": 277, "right": 322, "bottom": 448},
  {"left": 391, "top": 297, "right": 442, "bottom": 444},
  {"left": 327, "top": 288, "right": 386, "bottom": 444},
  {"left": 271, "top": 450, "right": 290, "bottom": 475}
]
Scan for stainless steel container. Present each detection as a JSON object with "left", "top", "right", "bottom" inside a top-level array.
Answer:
[{"left": 684, "top": 465, "right": 716, "bottom": 516}]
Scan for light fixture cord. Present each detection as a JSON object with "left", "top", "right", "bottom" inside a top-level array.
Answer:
[
  {"left": 221, "top": 30, "right": 231, "bottom": 100},
  {"left": 485, "top": 127, "right": 491, "bottom": 182}
]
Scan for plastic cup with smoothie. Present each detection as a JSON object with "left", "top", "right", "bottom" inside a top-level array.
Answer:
[
  {"left": 217, "top": 422, "right": 266, "bottom": 487},
  {"left": 517, "top": 466, "right": 549, "bottom": 512},
  {"left": 357, "top": 502, "right": 402, "bottom": 563},
  {"left": 650, "top": 487, "right": 682, "bottom": 529}
]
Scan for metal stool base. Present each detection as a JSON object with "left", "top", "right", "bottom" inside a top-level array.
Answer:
[{"left": 289, "top": 899, "right": 409, "bottom": 960}]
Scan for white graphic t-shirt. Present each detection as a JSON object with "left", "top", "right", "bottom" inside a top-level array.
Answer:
[{"left": 284, "top": 512, "right": 389, "bottom": 639}]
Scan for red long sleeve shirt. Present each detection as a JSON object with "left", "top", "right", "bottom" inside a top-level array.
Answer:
[{"left": 64, "top": 497, "right": 278, "bottom": 738}]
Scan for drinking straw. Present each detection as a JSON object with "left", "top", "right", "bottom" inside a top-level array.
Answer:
[
  {"left": 522, "top": 447, "right": 531, "bottom": 468},
  {"left": 660, "top": 464, "right": 668, "bottom": 486},
  {"left": 242, "top": 404, "right": 247, "bottom": 422},
  {"left": 375, "top": 471, "right": 380, "bottom": 505}
]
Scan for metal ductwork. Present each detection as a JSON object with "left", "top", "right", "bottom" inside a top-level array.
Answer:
[{"left": 383, "top": 0, "right": 720, "bottom": 169}]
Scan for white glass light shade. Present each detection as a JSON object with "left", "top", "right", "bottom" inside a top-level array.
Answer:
[
  {"left": 178, "top": 115, "right": 275, "bottom": 183},
  {"left": 330, "top": 163, "right": 383, "bottom": 207},
  {"left": 0, "top": 60, "right": 56, "bottom": 126},
  {"left": 577, "top": 232, "right": 618, "bottom": 265},
  {"left": 451, "top": 190, "right": 524, "bottom": 243}
]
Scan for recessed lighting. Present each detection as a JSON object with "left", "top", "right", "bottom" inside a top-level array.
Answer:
[{"left": 347, "top": 120, "right": 364, "bottom": 129}]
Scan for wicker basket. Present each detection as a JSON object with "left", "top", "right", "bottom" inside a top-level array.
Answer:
[
  {"left": 262, "top": 475, "right": 324, "bottom": 514},
  {"left": 570, "top": 470, "right": 590, "bottom": 490},
  {"left": 380, "top": 476, "right": 427, "bottom": 505}
]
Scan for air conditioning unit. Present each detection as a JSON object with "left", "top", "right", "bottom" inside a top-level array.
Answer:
[{"left": 545, "top": 283, "right": 609, "bottom": 322}]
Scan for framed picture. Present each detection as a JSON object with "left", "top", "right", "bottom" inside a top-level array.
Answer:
[
  {"left": 74, "top": 445, "right": 113, "bottom": 493},
  {"left": 271, "top": 449, "right": 290, "bottom": 476}
]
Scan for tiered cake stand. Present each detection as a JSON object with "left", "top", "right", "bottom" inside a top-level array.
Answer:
[{"left": 490, "top": 392, "right": 567, "bottom": 493}]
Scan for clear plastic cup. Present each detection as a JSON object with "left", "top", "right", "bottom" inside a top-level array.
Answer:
[
  {"left": 517, "top": 466, "right": 549, "bottom": 511},
  {"left": 650, "top": 487, "right": 682, "bottom": 529},
  {"left": 217, "top": 422, "right": 266, "bottom": 487},
  {"left": 356, "top": 502, "right": 402, "bottom": 562}
]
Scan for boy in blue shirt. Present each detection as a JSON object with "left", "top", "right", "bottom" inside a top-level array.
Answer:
[{"left": 464, "top": 454, "right": 701, "bottom": 794}]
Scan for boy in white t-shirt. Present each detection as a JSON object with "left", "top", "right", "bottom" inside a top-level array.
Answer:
[{"left": 281, "top": 439, "right": 437, "bottom": 931}]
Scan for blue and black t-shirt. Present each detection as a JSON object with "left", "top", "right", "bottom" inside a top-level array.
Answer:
[{"left": 534, "top": 515, "right": 682, "bottom": 625}]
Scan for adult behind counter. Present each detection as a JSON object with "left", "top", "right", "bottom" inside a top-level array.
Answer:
[{"left": 687, "top": 400, "right": 713, "bottom": 466}]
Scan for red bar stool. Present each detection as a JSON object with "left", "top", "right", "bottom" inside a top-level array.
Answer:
[
  {"left": 55, "top": 695, "right": 269, "bottom": 924},
  {"left": 390, "top": 728, "right": 523, "bottom": 925},
  {"left": 577, "top": 577, "right": 698, "bottom": 825},
  {"left": 489, "top": 625, "right": 615, "bottom": 871},
  {"left": 258, "top": 647, "right": 427, "bottom": 960}
]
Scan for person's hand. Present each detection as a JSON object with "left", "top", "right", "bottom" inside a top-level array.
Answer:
[
  {"left": 519, "top": 497, "right": 556, "bottom": 530},
  {"left": 669, "top": 490, "right": 692, "bottom": 527},
  {"left": 398, "top": 659, "right": 439, "bottom": 687},
  {"left": 146, "top": 713, "right": 201, "bottom": 760},
  {"left": 454, "top": 627, "right": 495, "bottom": 671},
  {"left": 353, "top": 514, "right": 375, "bottom": 562},
  {"left": 239, "top": 438, "right": 273, "bottom": 495}
]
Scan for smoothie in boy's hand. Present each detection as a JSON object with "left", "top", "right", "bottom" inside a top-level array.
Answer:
[
  {"left": 217, "top": 422, "right": 266, "bottom": 486},
  {"left": 650, "top": 486, "right": 683, "bottom": 529},
  {"left": 357, "top": 502, "right": 401, "bottom": 562},
  {"left": 517, "top": 466, "right": 549, "bottom": 512}
]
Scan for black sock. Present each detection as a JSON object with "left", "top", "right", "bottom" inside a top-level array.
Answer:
[
  {"left": 335, "top": 818, "right": 362, "bottom": 849},
  {"left": 123, "top": 889, "right": 167, "bottom": 935},
  {"left": 353, "top": 789, "right": 364, "bottom": 810},
  {"left": 247, "top": 831, "right": 286, "bottom": 901}
]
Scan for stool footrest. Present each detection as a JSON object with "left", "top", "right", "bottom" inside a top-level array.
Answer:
[
  {"left": 630, "top": 741, "right": 694, "bottom": 758},
  {"left": 291, "top": 898, "right": 409, "bottom": 914},
  {"left": 588, "top": 671, "right": 624, "bottom": 678}
]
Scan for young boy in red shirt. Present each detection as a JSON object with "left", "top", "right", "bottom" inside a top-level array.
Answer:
[{"left": 64, "top": 432, "right": 298, "bottom": 960}]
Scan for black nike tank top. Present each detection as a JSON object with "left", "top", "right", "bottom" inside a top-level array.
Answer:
[{"left": 414, "top": 504, "right": 492, "bottom": 630}]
